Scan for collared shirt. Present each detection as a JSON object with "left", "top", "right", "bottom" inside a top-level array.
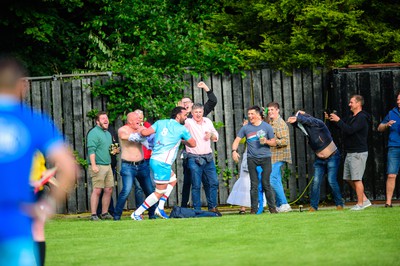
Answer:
[
  {"left": 269, "top": 116, "right": 292, "bottom": 164},
  {"left": 185, "top": 117, "right": 218, "bottom": 155}
]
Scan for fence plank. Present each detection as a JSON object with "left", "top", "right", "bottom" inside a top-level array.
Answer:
[
  {"left": 222, "top": 74, "right": 236, "bottom": 194},
  {"left": 41, "top": 81, "right": 52, "bottom": 117},
  {"left": 232, "top": 73, "right": 244, "bottom": 140},
  {"left": 82, "top": 78, "right": 94, "bottom": 210},
  {"left": 261, "top": 69, "right": 273, "bottom": 107},
  {"left": 62, "top": 81, "right": 77, "bottom": 213},
  {"left": 50, "top": 80, "right": 67, "bottom": 213},
  {"left": 271, "top": 70, "right": 282, "bottom": 104},
  {"left": 192, "top": 76, "right": 203, "bottom": 107},
  {"left": 72, "top": 79, "right": 87, "bottom": 212},
  {"left": 31, "top": 81, "right": 42, "bottom": 111},
  {"left": 242, "top": 71, "right": 252, "bottom": 108},
  {"left": 25, "top": 82, "right": 31, "bottom": 106},
  {"left": 212, "top": 74, "right": 228, "bottom": 205},
  {"left": 371, "top": 71, "right": 391, "bottom": 199},
  {"left": 252, "top": 70, "right": 263, "bottom": 106}
]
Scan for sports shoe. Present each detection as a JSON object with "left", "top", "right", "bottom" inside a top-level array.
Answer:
[
  {"left": 155, "top": 207, "right": 169, "bottom": 219},
  {"left": 336, "top": 205, "right": 344, "bottom": 210},
  {"left": 309, "top": 207, "right": 317, "bottom": 212},
  {"left": 131, "top": 212, "right": 143, "bottom": 221},
  {"left": 90, "top": 214, "right": 100, "bottom": 221},
  {"left": 385, "top": 203, "right": 393, "bottom": 208},
  {"left": 278, "top": 204, "right": 292, "bottom": 213},
  {"left": 100, "top": 212, "right": 113, "bottom": 220},
  {"left": 350, "top": 204, "right": 364, "bottom": 211},
  {"left": 209, "top": 208, "right": 223, "bottom": 217},
  {"left": 362, "top": 199, "right": 372, "bottom": 208}
]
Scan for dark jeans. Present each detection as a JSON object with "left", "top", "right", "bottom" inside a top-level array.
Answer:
[
  {"left": 187, "top": 157, "right": 219, "bottom": 210},
  {"left": 310, "top": 151, "right": 343, "bottom": 210},
  {"left": 114, "top": 161, "right": 156, "bottom": 219},
  {"left": 247, "top": 157, "right": 276, "bottom": 211},
  {"left": 181, "top": 158, "right": 191, "bottom": 207}
]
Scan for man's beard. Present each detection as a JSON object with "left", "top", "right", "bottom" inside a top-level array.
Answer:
[{"left": 99, "top": 122, "right": 109, "bottom": 130}]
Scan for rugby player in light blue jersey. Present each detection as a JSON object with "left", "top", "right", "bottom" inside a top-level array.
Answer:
[
  {"left": 0, "top": 55, "right": 76, "bottom": 266},
  {"left": 131, "top": 107, "right": 196, "bottom": 220}
]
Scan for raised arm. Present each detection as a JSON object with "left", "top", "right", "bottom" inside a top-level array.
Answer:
[{"left": 198, "top": 82, "right": 217, "bottom": 116}]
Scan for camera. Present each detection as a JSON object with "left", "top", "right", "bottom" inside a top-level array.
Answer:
[{"left": 325, "top": 109, "right": 337, "bottom": 115}]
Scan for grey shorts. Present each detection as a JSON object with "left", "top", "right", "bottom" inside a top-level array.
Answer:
[{"left": 343, "top": 152, "right": 368, "bottom": 181}]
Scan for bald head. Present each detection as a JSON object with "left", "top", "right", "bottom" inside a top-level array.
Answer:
[{"left": 127, "top": 111, "right": 141, "bottom": 129}]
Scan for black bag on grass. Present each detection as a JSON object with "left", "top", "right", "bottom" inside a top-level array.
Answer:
[{"left": 169, "top": 206, "right": 219, "bottom": 218}]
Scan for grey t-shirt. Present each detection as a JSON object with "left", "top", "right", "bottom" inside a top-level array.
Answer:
[{"left": 238, "top": 121, "right": 275, "bottom": 159}]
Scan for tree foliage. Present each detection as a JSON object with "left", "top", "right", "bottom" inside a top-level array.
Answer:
[
  {"left": 209, "top": 0, "right": 400, "bottom": 70},
  {"left": 3, "top": 0, "right": 400, "bottom": 119},
  {"left": 2, "top": 0, "right": 243, "bottom": 120},
  {"left": 83, "top": 0, "right": 243, "bottom": 120}
]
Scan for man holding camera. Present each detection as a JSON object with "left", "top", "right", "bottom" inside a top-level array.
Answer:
[{"left": 326, "top": 95, "right": 372, "bottom": 211}]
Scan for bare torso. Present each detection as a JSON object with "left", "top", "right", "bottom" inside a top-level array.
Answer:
[{"left": 118, "top": 125, "right": 144, "bottom": 162}]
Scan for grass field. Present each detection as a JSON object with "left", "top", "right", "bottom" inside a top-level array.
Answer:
[{"left": 46, "top": 207, "right": 400, "bottom": 266}]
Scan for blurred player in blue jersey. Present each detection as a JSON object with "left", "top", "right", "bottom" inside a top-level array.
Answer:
[
  {"left": 0, "top": 55, "right": 76, "bottom": 266},
  {"left": 131, "top": 107, "right": 196, "bottom": 220}
]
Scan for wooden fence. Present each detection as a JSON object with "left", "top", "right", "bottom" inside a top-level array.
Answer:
[{"left": 26, "top": 66, "right": 398, "bottom": 213}]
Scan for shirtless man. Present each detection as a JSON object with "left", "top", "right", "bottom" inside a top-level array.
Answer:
[{"left": 114, "top": 111, "right": 156, "bottom": 220}]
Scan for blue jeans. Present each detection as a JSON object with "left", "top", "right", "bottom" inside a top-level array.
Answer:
[
  {"left": 270, "top": 161, "right": 288, "bottom": 207},
  {"left": 114, "top": 162, "right": 155, "bottom": 219},
  {"left": 310, "top": 151, "right": 343, "bottom": 210},
  {"left": 387, "top": 147, "right": 400, "bottom": 174},
  {"left": 187, "top": 157, "right": 219, "bottom": 210}
]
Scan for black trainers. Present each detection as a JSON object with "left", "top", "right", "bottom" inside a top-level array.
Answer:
[
  {"left": 209, "top": 208, "right": 222, "bottom": 217},
  {"left": 101, "top": 212, "right": 113, "bottom": 220},
  {"left": 385, "top": 204, "right": 393, "bottom": 208},
  {"left": 90, "top": 214, "right": 100, "bottom": 221}
]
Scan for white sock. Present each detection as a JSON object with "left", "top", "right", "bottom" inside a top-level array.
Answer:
[
  {"left": 158, "top": 184, "right": 174, "bottom": 209},
  {"left": 134, "top": 193, "right": 159, "bottom": 215}
]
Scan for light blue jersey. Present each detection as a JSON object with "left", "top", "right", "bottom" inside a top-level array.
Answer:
[{"left": 151, "top": 119, "right": 191, "bottom": 165}]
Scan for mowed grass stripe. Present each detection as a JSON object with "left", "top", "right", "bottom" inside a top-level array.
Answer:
[{"left": 46, "top": 207, "right": 400, "bottom": 266}]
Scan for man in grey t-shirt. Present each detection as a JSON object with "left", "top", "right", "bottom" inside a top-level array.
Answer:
[{"left": 232, "top": 106, "right": 277, "bottom": 214}]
